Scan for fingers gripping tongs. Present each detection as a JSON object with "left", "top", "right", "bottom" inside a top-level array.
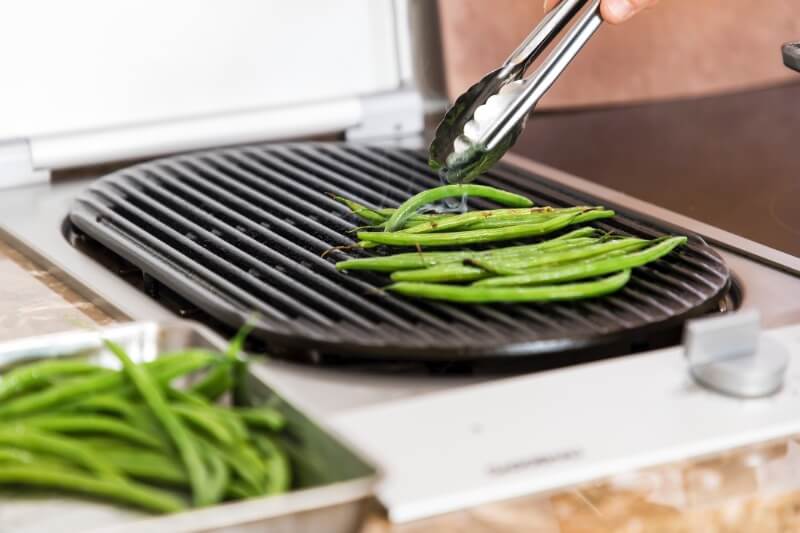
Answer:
[{"left": 429, "top": 0, "right": 603, "bottom": 183}]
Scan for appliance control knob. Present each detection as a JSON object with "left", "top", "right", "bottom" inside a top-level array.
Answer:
[{"left": 684, "top": 310, "right": 789, "bottom": 398}]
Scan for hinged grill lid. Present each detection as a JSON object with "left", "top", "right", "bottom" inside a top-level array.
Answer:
[{"left": 69, "top": 143, "right": 731, "bottom": 362}]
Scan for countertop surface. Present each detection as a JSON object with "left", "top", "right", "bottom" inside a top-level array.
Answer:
[{"left": 5, "top": 234, "right": 800, "bottom": 532}]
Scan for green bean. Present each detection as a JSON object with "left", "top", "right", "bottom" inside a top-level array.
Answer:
[
  {"left": 203, "top": 446, "right": 229, "bottom": 504},
  {"left": 101, "top": 447, "right": 188, "bottom": 487},
  {"left": 362, "top": 211, "right": 611, "bottom": 248},
  {"left": 22, "top": 415, "right": 164, "bottom": 450},
  {"left": 197, "top": 437, "right": 264, "bottom": 494},
  {"left": 331, "top": 195, "right": 386, "bottom": 224},
  {"left": 388, "top": 270, "right": 632, "bottom": 303},
  {"left": 383, "top": 185, "right": 534, "bottom": 232},
  {"left": 390, "top": 238, "right": 642, "bottom": 283},
  {"left": 70, "top": 395, "right": 137, "bottom": 419},
  {"left": 475, "top": 236, "right": 688, "bottom": 287},
  {"left": 336, "top": 228, "right": 600, "bottom": 272},
  {"left": 189, "top": 362, "right": 233, "bottom": 401},
  {"left": 105, "top": 340, "right": 212, "bottom": 507},
  {"left": 0, "top": 360, "right": 108, "bottom": 401},
  {"left": 0, "top": 351, "right": 216, "bottom": 418},
  {"left": 401, "top": 207, "right": 591, "bottom": 234},
  {"left": 172, "top": 404, "right": 234, "bottom": 445},
  {"left": 253, "top": 435, "right": 291, "bottom": 494},
  {"left": 227, "top": 480, "right": 258, "bottom": 499},
  {"left": 0, "top": 465, "right": 185, "bottom": 513},
  {"left": 236, "top": 407, "right": 286, "bottom": 432},
  {"left": 0, "top": 425, "right": 121, "bottom": 479},
  {"left": 0, "top": 447, "right": 35, "bottom": 464},
  {"left": 464, "top": 209, "right": 615, "bottom": 231}
]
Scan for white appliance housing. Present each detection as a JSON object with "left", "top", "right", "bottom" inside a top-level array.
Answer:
[{"left": 0, "top": 0, "right": 433, "bottom": 187}]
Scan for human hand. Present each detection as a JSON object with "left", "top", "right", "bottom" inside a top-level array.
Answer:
[{"left": 543, "top": 0, "right": 660, "bottom": 24}]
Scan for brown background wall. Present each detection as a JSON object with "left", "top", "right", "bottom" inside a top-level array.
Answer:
[{"left": 438, "top": 0, "right": 800, "bottom": 109}]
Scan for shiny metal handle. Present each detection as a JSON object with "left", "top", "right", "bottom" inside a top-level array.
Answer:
[
  {"left": 483, "top": 0, "right": 603, "bottom": 151},
  {"left": 502, "top": 0, "right": 591, "bottom": 76}
]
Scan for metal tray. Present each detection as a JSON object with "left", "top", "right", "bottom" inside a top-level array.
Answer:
[{"left": 0, "top": 321, "right": 378, "bottom": 533}]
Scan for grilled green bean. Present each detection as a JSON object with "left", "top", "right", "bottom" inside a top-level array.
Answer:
[
  {"left": 383, "top": 185, "right": 534, "bottom": 232},
  {"left": 0, "top": 426, "right": 121, "bottom": 479},
  {"left": 401, "top": 207, "right": 591, "bottom": 234},
  {"left": 336, "top": 228, "right": 599, "bottom": 272},
  {"left": 332, "top": 195, "right": 386, "bottom": 224},
  {"left": 388, "top": 270, "right": 631, "bottom": 303},
  {"left": 361, "top": 211, "right": 613, "bottom": 248},
  {"left": 105, "top": 340, "right": 212, "bottom": 507},
  {"left": 391, "top": 238, "right": 645, "bottom": 283},
  {"left": 0, "top": 360, "right": 108, "bottom": 402},
  {"left": 22, "top": 415, "right": 164, "bottom": 450},
  {"left": 0, "top": 465, "right": 185, "bottom": 513},
  {"left": 475, "top": 236, "right": 688, "bottom": 287}
]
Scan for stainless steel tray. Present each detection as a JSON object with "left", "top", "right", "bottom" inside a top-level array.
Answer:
[{"left": 0, "top": 321, "right": 378, "bottom": 533}]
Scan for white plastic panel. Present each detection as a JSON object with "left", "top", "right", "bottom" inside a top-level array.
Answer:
[
  {"left": 331, "top": 325, "right": 800, "bottom": 523},
  {"left": 0, "top": 0, "right": 400, "bottom": 139}
]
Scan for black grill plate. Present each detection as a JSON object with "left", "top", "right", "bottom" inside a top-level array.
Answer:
[{"left": 69, "top": 143, "right": 731, "bottom": 362}]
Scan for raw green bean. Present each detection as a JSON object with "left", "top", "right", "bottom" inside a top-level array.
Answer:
[
  {"left": 197, "top": 437, "right": 264, "bottom": 495},
  {"left": 189, "top": 362, "right": 233, "bottom": 401},
  {"left": 383, "top": 185, "right": 533, "bottom": 232},
  {"left": 475, "top": 237, "right": 688, "bottom": 287},
  {"left": 203, "top": 446, "right": 229, "bottom": 504},
  {"left": 0, "top": 351, "right": 216, "bottom": 418},
  {"left": 105, "top": 340, "right": 212, "bottom": 507},
  {"left": 172, "top": 404, "right": 235, "bottom": 445},
  {"left": 0, "top": 425, "right": 121, "bottom": 479},
  {"left": 227, "top": 480, "right": 257, "bottom": 499},
  {"left": 0, "top": 465, "right": 185, "bottom": 513},
  {"left": 388, "top": 270, "right": 632, "bottom": 303},
  {"left": 253, "top": 435, "right": 291, "bottom": 494},
  {"left": 362, "top": 212, "right": 611, "bottom": 248},
  {"left": 236, "top": 407, "right": 286, "bottom": 432},
  {"left": 70, "top": 395, "right": 137, "bottom": 419},
  {"left": 22, "top": 415, "right": 164, "bottom": 450},
  {"left": 101, "top": 447, "right": 188, "bottom": 487},
  {"left": 0, "top": 360, "right": 108, "bottom": 402},
  {"left": 0, "top": 447, "right": 35, "bottom": 464}
]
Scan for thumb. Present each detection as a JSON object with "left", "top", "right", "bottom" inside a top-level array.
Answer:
[{"left": 543, "top": 0, "right": 561, "bottom": 12}]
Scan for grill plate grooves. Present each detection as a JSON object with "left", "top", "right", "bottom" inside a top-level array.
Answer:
[{"left": 69, "top": 143, "right": 732, "bottom": 363}]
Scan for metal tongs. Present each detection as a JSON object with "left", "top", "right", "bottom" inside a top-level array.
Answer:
[{"left": 429, "top": 0, "right": 603, "bottom": 183}]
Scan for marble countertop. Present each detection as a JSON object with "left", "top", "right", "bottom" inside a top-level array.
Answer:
[{"left": 3, "top": 238, "right": 800, "bottom": 532}]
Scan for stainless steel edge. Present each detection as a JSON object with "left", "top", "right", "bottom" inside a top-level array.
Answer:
[{"left": 0, "top": 180, "right": 175, "bottom": 323}]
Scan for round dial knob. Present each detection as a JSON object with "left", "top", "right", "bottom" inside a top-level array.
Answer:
[{"left": 685, "top": 311, "right": 789, "bottom": 398}]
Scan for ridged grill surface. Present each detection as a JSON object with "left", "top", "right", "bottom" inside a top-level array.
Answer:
[{"left": 69, "top": 143, "right": 731, "bottom": 361}]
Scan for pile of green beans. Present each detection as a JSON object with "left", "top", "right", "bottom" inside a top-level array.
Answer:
[
  {"left": 333, "top": 185, "right": 688, "bottom": 303},
  {"left": 0, "top": 338, "right": 291, "bottom": 514}
]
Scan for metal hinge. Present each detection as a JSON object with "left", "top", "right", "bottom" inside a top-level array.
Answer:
[
  {"left": 347, "top": 89, "right": 425, "bottom": 145},
  {"left": 0, "top": 139, "right": 50, "bottom": 190}
]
